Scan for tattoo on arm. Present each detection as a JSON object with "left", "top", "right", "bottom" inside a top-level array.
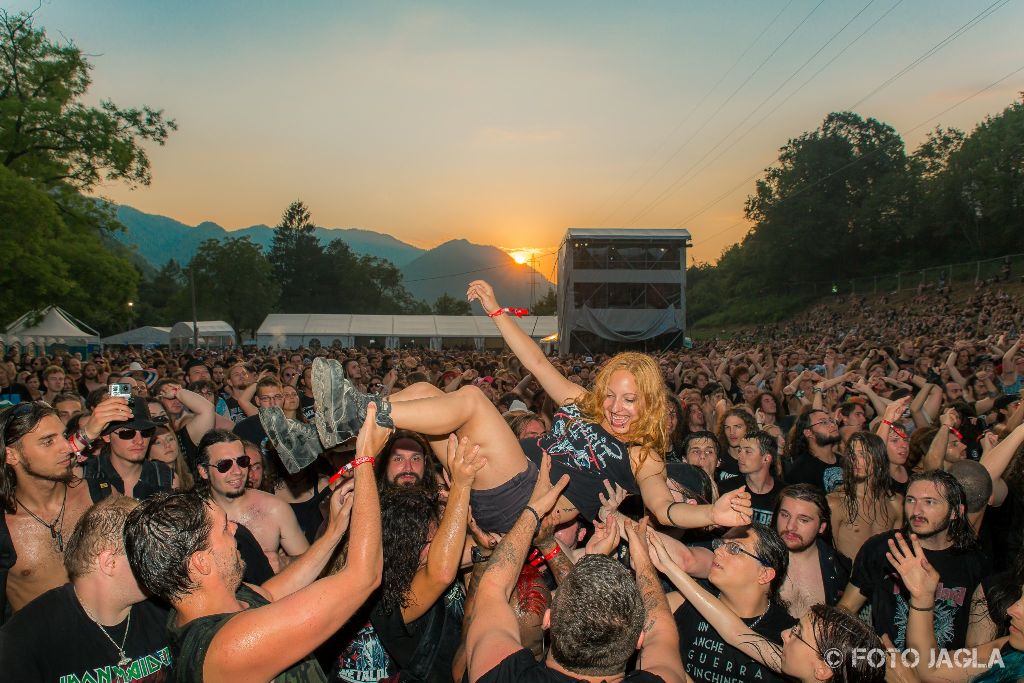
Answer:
[{"left": 634, "top": 564, "right": 669, "bottom": 633}]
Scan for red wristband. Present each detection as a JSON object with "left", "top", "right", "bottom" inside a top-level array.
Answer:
[
  {"left": 530, "top": 544, "right": 561, "bottom": 567},
  {"left": 328, "top": 456, "right": 376, "bottom": 486},
  {"left": 487, "top": 308, "right": 505, "bottom": 318},
  {"left": 487, "top": 307, "right": 530, "bottom": 318},
  {"left": 543, "top": 545, "right": 561, "bottom": 561}
]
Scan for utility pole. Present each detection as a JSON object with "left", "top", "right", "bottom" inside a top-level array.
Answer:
[
  {"left": 190, "top": 265, "right": 199, "bottom": 349},
  {"left": 530, "top": 252, "right": 536, "bottom": 310}
]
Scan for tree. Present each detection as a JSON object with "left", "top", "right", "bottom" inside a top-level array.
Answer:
[
  {"left": 268, "top": 200, "right": 330, "bottom": 311},
  {"left": 531, "top": 287, "right": 557, "bottom": 316},
  {"left": 432, "top": 293, "right": 471, "bottom": 315},
  {"left": 187, "top": 238, "right": 279, "bottom": 342},
  {"left": 0, "top": 10, "right": 175, "bottom": 195}
]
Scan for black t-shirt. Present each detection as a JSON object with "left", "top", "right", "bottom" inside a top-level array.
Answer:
[
  {"left": 224, "top": 396, "right": 249, "bottom": 424},
  {"left": 300, "top": 394, "right": 317, "bottom": 423},
  {"left": 235, "top": 522, "right": 275, "bottom": 584},
  {"left": 475, "top": 648, "right": 665, "bottom": 683},
  {"left": 720, "top": 477, "right": 782, "bottom": 526},
  {"left": 233, "top": 414, "right": 274, "bottom": 465},
  {"left": 716, "top": 451, "right": 742, "bottom": 486},
  {"left": 520, "top": 404, "right": 638, "bottom": 522},
  {"left": 783, "top": 453, "right": 843, "bottom": 493},
  {"left": 0, "top": 583, "right": 172, "bottom": 682},
  {"left": 0, "top": 383, "right": 31, "bottom": 405},
  {"left": 168, "top": 583, "right": 325, "bottom": 682},
  {"left": 370, "top": 581, "right": 465, "bottom": 683},
  {"left": 849, "top": 531, "right": 988, "bottom": 650},
  {"left": 674, "top": 580, "right": 794, "bottom": 683},
  {"left": 176, "top": 426, "right": 201, "bottom": 476}
]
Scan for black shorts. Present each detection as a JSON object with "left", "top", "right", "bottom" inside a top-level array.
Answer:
[{"left": 469, "top": 459, "right": 539, "bottom": 534}]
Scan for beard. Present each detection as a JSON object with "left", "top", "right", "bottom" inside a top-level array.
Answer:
[
  {"left": 224, "top": 488, "right": 246, "bottom": 499},
  {"left": 391, "top": 472, "right": 423, "bottom": 488},
  {"left": 908, "top": 514, "right": 950, "bottom": 540},
  {"left": 216, "top": 546, "right": 246, "bottom": 591},
  {"left": 21, "top": 456, "right": 75, "bottom": 484},
  {"left": 814, "top": 432, "right": 842, "bottom": 447}
]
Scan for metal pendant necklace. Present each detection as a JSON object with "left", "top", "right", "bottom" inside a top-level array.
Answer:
[
  {"left": 74, "top": 586, "right": 133, "bottom": 668},
  {"left": 15, "top": 484, "right": 67, "bottom": 551}
]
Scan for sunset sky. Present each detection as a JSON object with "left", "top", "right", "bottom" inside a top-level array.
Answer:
[{"left": 12, "top": 1, "right": 1023, "bottom": 281}]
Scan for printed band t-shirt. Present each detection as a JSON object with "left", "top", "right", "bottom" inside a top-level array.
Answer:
[
  {"left": 0, "top": 583, "right": 172, "bottom": 682},
  {"left": 849, "top": 531, "right": 988, "bottom": 650},
  {"left": 674, "top": 579, "right": 794, "bottom": 683}
]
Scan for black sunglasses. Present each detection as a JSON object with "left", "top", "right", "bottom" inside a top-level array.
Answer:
[
  {"left": 205, "top": 455, "right": 251, "bottom": 473},
  {"left": 115, "top": 427, "right": 156, "bottom": 440}
]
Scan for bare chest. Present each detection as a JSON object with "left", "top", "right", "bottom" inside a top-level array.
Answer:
[{"left": 782, "top": 559, "right": 826, "bottom": 619}]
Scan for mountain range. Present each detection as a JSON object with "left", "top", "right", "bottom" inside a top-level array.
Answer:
[{"left": 112, "top": 205, "right": 554, "bottom": 308}]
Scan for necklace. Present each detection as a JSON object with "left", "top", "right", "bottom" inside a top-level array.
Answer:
[
  {"left": 74, "top": 586, "right": 133, "bottom": 668},
  {"left": 746, "top": 602, "right": 771, "bottom": 629},
  {"left": 15, "top": 484, "right": 67, "bottom": 551}
]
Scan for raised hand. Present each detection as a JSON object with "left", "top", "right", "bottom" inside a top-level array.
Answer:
[
  {"left": 597, "top": 479, "right": 628, "bottom": 521},
  {"left": 711, "top": 487, "right": 753, "bottom": 527},
  {"left": 886, "top": 533, "right": 939, "bottom": 603},
  {"left": 326, "top": 479, "right": 356, "bottom": 537},
  {"left": 447, "top": 434, "right": 487, "bottom": 489},
  {"left": 584, "top": 514, "right": 620, "bottom": 556},
  {"left": 528, "top": 451, "right": 571, "bottom": 519},
  {"left": 467, "top": 280, "right": 501, "bottom": 315}
]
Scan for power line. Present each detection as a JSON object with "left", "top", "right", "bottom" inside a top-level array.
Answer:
[
  {"left": 587, "top": 0, "right": 797, "bottom": 228},
  {"left": 673, "top": 0, "right": 907, "bottom": 228},
  {"left": 618, "top": 0, "right": 829, "bottom": 228},
  {"left": 622, "top": 0, "right": 878, "bottom": 228},
  {"left": 848, "top": 0, "right": 1012, "bottom": 110}
]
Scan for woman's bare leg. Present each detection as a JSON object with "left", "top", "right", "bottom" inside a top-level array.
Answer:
[{"left": 385, "top": 384, "right": 529, "bottom": 490}]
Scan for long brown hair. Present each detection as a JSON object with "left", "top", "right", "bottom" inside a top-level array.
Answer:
[{"left": 576, "top": 352, "right": 668, "bottom": 464}]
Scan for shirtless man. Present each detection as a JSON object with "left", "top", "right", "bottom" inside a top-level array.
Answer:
[
  {"left": 773, "top": 484, "right": 850, "bottom": 619},
  {"left": 827, "top": 431, "right": 902, "bottom": 561},
  {"left": 1, "top": 399, "right": 129, "bottom": 618},
  {"left": 196, "top": 429, "right": 309, "bottom": 573}
]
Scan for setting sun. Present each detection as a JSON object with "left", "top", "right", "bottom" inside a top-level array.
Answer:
[{"left": 510, "top": 250, "right": 530, "bottom": 264}]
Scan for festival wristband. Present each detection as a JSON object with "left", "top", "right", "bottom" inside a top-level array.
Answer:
[
  {"left": 487, "top": 307, "right": 530, "bottom": 319},
  {"left": 529, "top": 544, "right": 561, "bottom": 567},
  {"left": 327, "top": 456, "right": 376, "bottom": 486}
]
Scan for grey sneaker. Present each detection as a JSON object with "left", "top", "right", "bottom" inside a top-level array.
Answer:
[
  {"left": 312, "top": 357, "right": 394, "bottom": 449},
  {"left": 259, "top": 407, "right": 322, "bottom": 474}
]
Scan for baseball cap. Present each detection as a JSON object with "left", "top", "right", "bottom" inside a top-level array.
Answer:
[{"left": 101, "top": 399, "right": 159, "bottom": 436}]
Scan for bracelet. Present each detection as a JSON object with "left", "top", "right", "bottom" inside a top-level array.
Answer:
[
  {"left": 543, "top": 544, "right": 561, "bottom": 562},
  {"left": 346, "top": 456, "right": 376, "bottom": 473},
  {"left": 666, "top": 501, "right": 684, "bottom": 526},
  {"left": 487, "top": 307, "right": 530, "bottom": 319},
  {"left": 909, "top": 601, "right": 935, "bottom": 612},
  {"left": 523, "top": 505, "right": 542, "bottom": 534}
]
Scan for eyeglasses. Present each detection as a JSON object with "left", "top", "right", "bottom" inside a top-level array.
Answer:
[
  {"left": 115, "top": 427, "right": 156, "bottom": 440},
  {"left": 205, "top": 455, "right": 251, "bottom": 473},
  {"left": 711, "top": 539, "right": 770, "bottom": 566},
  {"left": 808, "top": 418, "right": 838, "bottom": 428},
  {"left": 257, "top": 394, "right": 284, "bottom": 403},
  {"left": 790, "top": 623, "right": 823, "bottom": 658}
]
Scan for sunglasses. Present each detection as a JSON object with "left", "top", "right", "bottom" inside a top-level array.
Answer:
[
  {"left": 115, "top": 427, "right": 156, "bottom": 440},
  {"left": 711, "top": 539, "right": 770, "bottom": 566},
  {"left": 205, "top": 455, "right": 251, "bottom": 473}
]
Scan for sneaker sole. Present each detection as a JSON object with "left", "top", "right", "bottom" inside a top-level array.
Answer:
[
  {"left": 312, "top": 357, "right": 356, "bottom": 449},
  {"left": 259, "top": 408, "right": 320, "bottom": 473}
]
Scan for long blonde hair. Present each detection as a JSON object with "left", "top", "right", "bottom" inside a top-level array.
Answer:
[{"left": 576, "top": 352, "right": 669, "bottom": 463}]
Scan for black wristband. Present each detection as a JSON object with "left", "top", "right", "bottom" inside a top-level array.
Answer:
[
  {"left": 523, "top": 505, "right": 542, "bottom": 534},
  {"left": 908, "top": 601, "right": 935, "bottom": 612}
]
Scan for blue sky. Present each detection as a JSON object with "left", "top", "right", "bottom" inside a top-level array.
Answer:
[{"left": 9, "top": 0, "right": 1023, "bottom": 276}]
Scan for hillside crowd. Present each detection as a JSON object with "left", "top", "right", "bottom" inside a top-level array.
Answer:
[{"left": 1, "top": 280, "right": 1023, "bottom": 683}]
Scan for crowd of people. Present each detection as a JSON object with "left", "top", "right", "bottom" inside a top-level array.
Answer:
[{"left": 0, "top": 278, "right": 1023, "bottom": 683}]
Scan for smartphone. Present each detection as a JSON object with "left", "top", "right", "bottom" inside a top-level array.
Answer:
[{"left": 109, "top": 383, "right": 132, "bottom": 398}]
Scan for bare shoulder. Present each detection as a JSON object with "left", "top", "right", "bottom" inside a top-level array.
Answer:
[{"left": 246, "top": 488, "right": 291, "bottom": 513}]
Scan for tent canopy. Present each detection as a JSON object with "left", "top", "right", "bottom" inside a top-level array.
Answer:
[
  {"left": 256, "top": 314, "right": 556, "bottom": 349},
  {"left": 170, "top": 321, "right": 236, "bottom": 348},
  {"left": 4, "top": 306, "right": 100, "bottom": 348},
  {"left": 102, "top": 326, "right": 171, "bottom": 346}
]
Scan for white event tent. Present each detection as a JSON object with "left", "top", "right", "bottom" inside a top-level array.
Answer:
[
  {"left": 3, "top": 306, "right": 101, "bottom": 353},
  {"left": 101, "top": 326, "right": 172, "bottom": 347},
  {"left": 256, "top": 314, "right": 557, "bottom": 351},
  {"left": 169, "top": 321, "right": 236, "bottom": 349}
]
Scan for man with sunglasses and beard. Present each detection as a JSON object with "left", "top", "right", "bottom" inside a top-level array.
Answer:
[
  {"left": 1, "top": 399, "right": 133, "bottom": 621},
  {"left": 196, "top": 429, "right": 309, "bottom": 573},
  {"left": 82, "top": 400, "right": 179, "bottom": 501}
]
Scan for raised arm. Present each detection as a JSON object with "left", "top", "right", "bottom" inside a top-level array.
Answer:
[
  {"left": 468, "top": 280, "right": 584, "bottom": 405},
  {"left": 626, "top": 521, "right": 688, "bottom": 683},
  {"left": 403, "top": 434, "right": 483, "bottom": 622},
  {"left": 634, "top": 450, "right": 752, "bottom": 528},
  {"left": 465, "top": 453, "right": 570, "bottom": 680},
  {"left": 260, "top": 479, "right": 354, "bottom": 601},
  {"left": 206, "top": 405, "right": 386, "bottom": 682},
  {"left": 646, "top": 532, "right": 783, "bottom": 673}
]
